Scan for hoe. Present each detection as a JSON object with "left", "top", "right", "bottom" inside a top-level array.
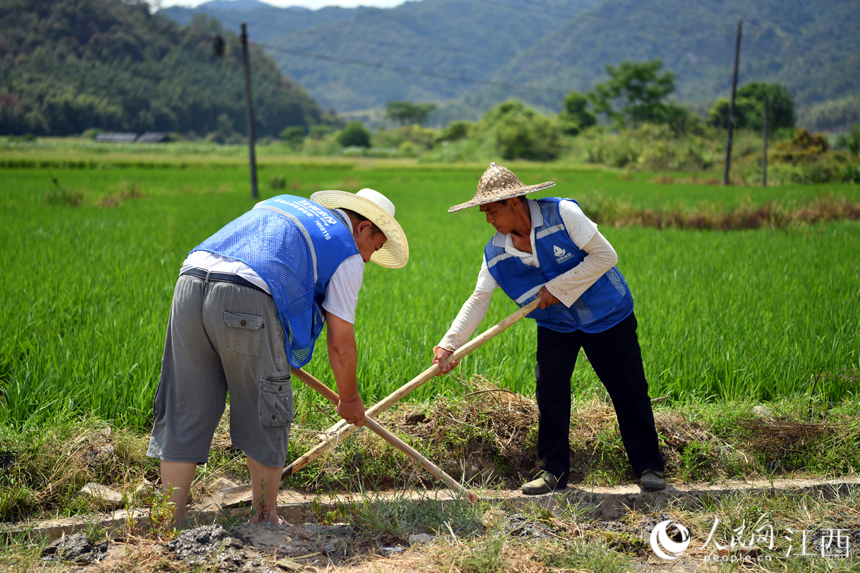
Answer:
[{"left": 220, "top": 298, "right": 541, "bottom": 508}]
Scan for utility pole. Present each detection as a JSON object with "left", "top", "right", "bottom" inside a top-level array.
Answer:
[
  {"left": 762, "top": 95, "right": 768, "bottom": 187},
  {"left": 723, "top": 18, "right": 742, "bottom": 186},
  {"left": 240, "top": 23, "right": 258, "bottom": 199}
]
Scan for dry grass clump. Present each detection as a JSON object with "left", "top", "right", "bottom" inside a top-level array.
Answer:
[
  {"left": 650, "top": 174, "right": 724, "bottom": 185},
  {"left": 0, "top": 420, "right": 157, "bottom": 521},
  {"left": 273, "top": 375, "right": 541, "bottom": 491},
  {"left": 96, "top": 181, "right": 146, "bottom": 208},
  {"left": 590, "top": 194, "right": 860, "bottom": 231},
  {"left": 736, "top": 417, "right": 840, "bottom": 459},
  {"left": 396, "top": 375, "right": 540, "bottom": 483},
  {"left": 567, "top": 399, "right": 756, "bottom": 484}
]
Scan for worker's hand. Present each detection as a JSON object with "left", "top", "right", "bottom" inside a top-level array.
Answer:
[
  {"left": 337, "top": 393, "right": 365, "bottom": 427},
  {"left": 432, "top": 346, "right": 459, "bottom": 376},
  {"left": 538, "top": 286, "right": 560, "bottom": 309}
]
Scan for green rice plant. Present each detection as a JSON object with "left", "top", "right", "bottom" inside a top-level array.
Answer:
[{"left": 0, "top": 165, "right": 858, "bottom": 432}]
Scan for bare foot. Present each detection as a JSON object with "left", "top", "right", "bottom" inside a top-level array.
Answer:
[{"left": 250, "top": 513, "right": 284, "bottom": 525}]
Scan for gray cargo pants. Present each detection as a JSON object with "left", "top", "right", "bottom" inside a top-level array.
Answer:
[{"left": 147, "top": 273, "right": 294, "bottom": 468}]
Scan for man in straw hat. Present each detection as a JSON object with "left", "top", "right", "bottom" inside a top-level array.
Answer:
[
  {"left": 147, "top": 189, "right": 409, "bottom": 524},
  {"left": 433, "top": 163, "right": 665, "bottom": 494}
]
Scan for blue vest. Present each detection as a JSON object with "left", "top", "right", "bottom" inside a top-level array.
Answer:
[
  {"left": 192, "top": 195, "right": 359, "bottom": 368},
  {"left": 485, "top": 198, "right": 633, "bottom": 333}
]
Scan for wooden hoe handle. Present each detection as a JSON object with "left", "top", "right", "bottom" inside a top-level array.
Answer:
[
  {"left": 283, "top": 297, "right": 540, "bottom": 478},
  {"left": 290, "top": 367, "right": 479, "bottom": 503}
]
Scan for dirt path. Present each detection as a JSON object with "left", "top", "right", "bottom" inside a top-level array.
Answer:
[{"left": 10, "top": 476, "right": 859, "bottom": 572}]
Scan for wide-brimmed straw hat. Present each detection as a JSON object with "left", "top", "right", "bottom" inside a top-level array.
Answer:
[
  {"left": 311, "top": 188, "right": 409, "bottom": 269},
  {"left": 448, "top": 162, "right": 555, "bottom": 213}
]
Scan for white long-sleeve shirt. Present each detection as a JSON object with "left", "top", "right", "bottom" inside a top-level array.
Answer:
[{"left": 438, "top": 198, "right": 619, "bottom": 351}]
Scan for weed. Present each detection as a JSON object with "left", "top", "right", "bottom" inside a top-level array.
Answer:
[
  {"left": 98, "top": 180, "right": 145, "bottom": 207},
  {"left": 269, "top": 175, "right": 286, "bottom": 189},
  {"left": 539, "top": 538, "right": 634, "bottom": 572},
  {"left": 679, "top": 440, "right": 714, "bottom": 481},
  {"left": 44, "top": 185, "right": 83, "bottom": 206},
  {"left": 455, "top": 533, "right": 506, "bottom": 573},
  {"left": 147, "top": 485, "right": 178, "bottom": 539}
]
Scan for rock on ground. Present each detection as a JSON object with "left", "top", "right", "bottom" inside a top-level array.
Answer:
[{"left": 42, "top": 533, "right": 109, "bottom": 564}]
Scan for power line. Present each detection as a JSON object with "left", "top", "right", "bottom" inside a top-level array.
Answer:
[
  {"left": 240, "top": 2, "right": 846, "bottom": 100},
  {"left": 229, "top": 2, "right": 798, "bottom": 67},
  {"left": 475, "top": 0, "right": 826, "bottom": 60},
  {"left": 258, "top": 42, "right": 572, "bottom": 95},
  {"left": 238, "top": 12, "right": 547, "bottom": 62},
  {"left": 475, "top": 0, "right": 777, "bottom": 35}
]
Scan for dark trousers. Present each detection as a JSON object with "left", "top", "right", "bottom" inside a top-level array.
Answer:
[{"left": 535, "top": 312, "right": 664, "bottom": 482}]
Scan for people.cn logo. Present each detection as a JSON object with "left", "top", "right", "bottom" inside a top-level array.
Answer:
[
  {"left": 553, "top": 245, "right": 572, "bottom": 263},
  {"left": 650, "top": 520, "right": 691, "bottom": 560}
]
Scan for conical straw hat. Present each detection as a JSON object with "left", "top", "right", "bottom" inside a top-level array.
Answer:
[
  {"left": 311, "top": 188, "right": 409, "bottom": 269},
  {"left": 448, "top": 163, "right": 555, "bottom": 213}
]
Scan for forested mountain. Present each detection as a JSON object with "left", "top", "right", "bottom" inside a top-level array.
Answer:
[
  {"left": 494, "top": 0, "right": 860, "bottom": 113},
  {"left": 0, "top": 0, "right": 331, "bottom": 136},
  {"left": 162, "top": 0, "right": 860, "bottom": 130},
  {"left": 163, "top": 0, "right": 600, "bottom": 115}
]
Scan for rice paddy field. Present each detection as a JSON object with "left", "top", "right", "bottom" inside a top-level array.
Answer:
[{"left": 1, "top": 151, "right": 858, "bottom": 434}]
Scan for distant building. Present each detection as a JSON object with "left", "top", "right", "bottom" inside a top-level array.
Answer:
[
  {"left": 93, "top": 132, "right": 170, "bottom": 143},
  {"left": 136, "top": 132, "right": 170, "bottom": 143},
  {"left": 95, "top": 133, "right": 137, "bottom": 143}
]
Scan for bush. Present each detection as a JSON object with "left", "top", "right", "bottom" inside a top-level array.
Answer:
[
  {"left": 309, "top": 125, "right": 333, "bottom": 140},
  {"left": 440, "top": 120, "right": 472, "bottom": 142},
  {"left": 580, "top": 124, "right": 713, "bottom": 171},
  {"left": 336, "top": 121, "right": 371, "bottom": 148},
  {"left": 559, "top": 92, "right": 597, "bottom": 135},
  {"left": 476, "top": 99, "right": 561, "bottom": 161},
  {"left": 372, "top": 125, "right": 438, "bottom": 151},
  {"left": 708, "top": 83, "right": 795, "bottom": 132},
  {"left": 496, "top": 115, "right": 561, "bottom": 161},
  {"left": 280, "top": 126, "right": 305, "bottom": 149},
  {"left": 765, "top": 128, "right": 860, "bottom": 183}
]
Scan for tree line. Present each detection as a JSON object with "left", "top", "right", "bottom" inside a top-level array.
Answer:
[
  {"left": 332, "top": 59, "right": 801, "bottom": 163},
  {"left": 0, "top": 0, "right": 336, "bottom": 137}
]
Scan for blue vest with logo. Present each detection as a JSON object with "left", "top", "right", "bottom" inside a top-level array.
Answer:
[
  {"left": 485, "top": 197, "right": 633, "bottom": 333},
  {"left": 192, "top": 195, "right": 359, "bottom": 368}
]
